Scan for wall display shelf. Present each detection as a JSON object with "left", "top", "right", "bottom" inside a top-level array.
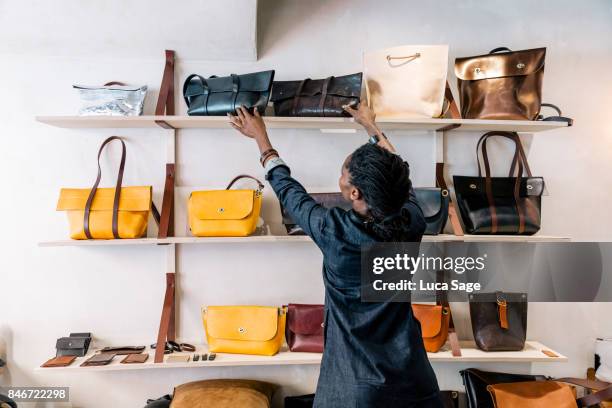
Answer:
[
  {"left": 35, "top": 341, "right": 567, "bottom": 373},
  {"left": 36, "top": 115, "right": 569, "bottom": 133},
  {"left": 38, "top": 234, "right": 571, "bottom": 247}
]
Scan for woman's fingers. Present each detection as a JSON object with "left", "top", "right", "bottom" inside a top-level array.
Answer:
[
  {"left": 343, "top": 104, "right": 357, "bottom": 116},
  {"left": 227, "top": 113, "right": 242, "bottom": 128},
  {"left": 253, "top": 108, "right": 261, "bottom": 117},
  {"left": 236, "top": 106, "right": 247, "bottom": 121}
]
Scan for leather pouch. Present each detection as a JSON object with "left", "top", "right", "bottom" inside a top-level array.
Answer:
[
  {"left": 271, "top": 73, "right": 362, "bottom": 117},
  {"left": 166, "top": 355, "right": 190, "bottom": 363},
  {"left": 202, "top": 306, "right": 286, "bottom": 356},
  {"left": 121, "top": 353, "right": 149, "bottom": 364},
  {"left": 189, "top": 176, "right": 263, "bottom": 237},
  {"left": 461, "top": 368, "right": 548, "bottom": 408},
  {"left": 469, "top": 292, "right": 527, "bottom": 351},
  {"left": 80, "top": 353, "right": 115, "bottom": 367},
  {"left": 412, "top": 304, "right": 450, "bottom": 353},
  {"left": 183, "top": 70, "right": 275, "bottom": 116},
  {"left": 41, "top": 355, "right": 77, "bottom": 368},
  {"left": 99, "top": 346, "right": 146, "bottom": 355},
  {"left": 285, "top": 304, "right": 324, "bottom": 353},
  {"left": 56, "top": 333, "right": 92, "bottom": 357}
]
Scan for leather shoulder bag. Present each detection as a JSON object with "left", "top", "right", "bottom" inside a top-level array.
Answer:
[
  {"left": 455, "top": 47, "right": 546, "bottom": 120},
  {"left": 171, "top": 379, "right": 278, "bottom": 408},
  {"left": 270, "top": 73, "right": 362, "bottom": 117},
  {"left": 469, "top": 291, "right": 527, "bottom": 351},
  {"left": 461, "top": 368, "right": 549, "bottom": 408},
  {"left": 202, "top": 306, "right": 286, "bottom": 356},
  {"left": 183, "top": 70, "right": 275, "bottom": 116},
  {"left": 453, "top": 131, "right": 544, "bottom": 235},
  {"left": 188, "top": 175, "right": 263, "bottom": 237},
  {"left": 56, "top": 136, "right": 154, "bottom": 240},
  {"left": 285, "top": 304, "right": 324, "bottom": 353}
]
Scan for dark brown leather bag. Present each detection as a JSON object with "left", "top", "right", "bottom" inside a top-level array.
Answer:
[
  {"left": 271, "top": 73, "right": 362, "bottom": 117},
  {"left": 455, "top": 47, "right": 546, "bottom": 120},
  {"left": 469, "top": 292, "right": 527, "bottom": 351},
  {"left": 285, "top": 304, "right": 324, "bottom": 353}
]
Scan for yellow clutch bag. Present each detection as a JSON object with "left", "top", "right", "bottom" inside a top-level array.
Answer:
[
  {"left": 188, "top": 175, "right": 263, "bottom": 237},
  {"left": 56, "top": 136, "right": 154, "bottom": 240},
  {"left": 202, "top": 306, "right": 286, "bottom": 356}
]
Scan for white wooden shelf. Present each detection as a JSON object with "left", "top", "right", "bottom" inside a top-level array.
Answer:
[
  {"left": 35, "top": 115, "right": 570, "bottom": 133},
  {"left": 35, "top": 341, "right": 567, "bottom": 373},
  {"left": 38, "top": 234, "right": 571, "bottom": 247}
]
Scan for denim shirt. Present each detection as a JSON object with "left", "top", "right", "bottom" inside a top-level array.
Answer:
[{"left": 267, "top": 164, "right": 442, "bottom": 408}]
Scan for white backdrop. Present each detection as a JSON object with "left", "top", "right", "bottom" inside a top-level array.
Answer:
[{"left": 1, "top": 0, "right": 611, "bottom": 407}]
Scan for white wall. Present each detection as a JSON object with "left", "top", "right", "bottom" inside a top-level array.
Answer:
[{"left": 1, "top": 0, "right": 611, "bottom": 406}]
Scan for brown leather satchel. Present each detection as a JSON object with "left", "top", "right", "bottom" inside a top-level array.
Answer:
[
  {"left": 455, "top": 47, "right": 546, "bottom": 120},
  {"left": 285, "top": 304, "right": 324, "bottom": 353},
  {"left": 469, "top": 292, "right": 527, "bottom": 351}
]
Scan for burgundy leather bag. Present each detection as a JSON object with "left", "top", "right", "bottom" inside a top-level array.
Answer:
[{"left": 285, "top": 304, "right": 324, "bottom": 353}]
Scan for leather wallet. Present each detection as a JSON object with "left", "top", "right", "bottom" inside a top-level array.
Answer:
[
  {"left": 56, "top": 333, "right": 92, "bottom": 357},
  {"left": 99, "top": 346, "right": 146, "bottom": 355},
  {"left": 121, "top": 353, "right": 149, "bottom": 364},
  {"left": 80, "top": 353, "right": 115, "bottom": 367},
  {"left": 41, "top": 355, "right": 77, "bottom": 368},
  {"left": 166, "top": 354, "right": 190, "bottom": 363}
]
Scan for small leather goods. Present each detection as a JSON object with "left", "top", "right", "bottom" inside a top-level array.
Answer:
[
  {"left": 202, "top": 306, "right": 286, "bottom": 356},
  {"left": 171, "top": 379, "right": 278, "bottom": 408},
  {"left": 285, "top": 304, "right": 324, "bottom": 353},
  {"left": 414, "top": 187, "right": 449, "bottom": 235},
  {"left": 55, "top": 333, "right": 92, "bottom": 357},
  {"left": 469, "top": 292, "right": 527, "bottom": 351},
  {"left": 80, "top": 353, "right": 115, "bottom": 367},
  {"left": 270, "top": 73, "right": 362, "bottom": 117},
  {"left": 363, "top": 45, "right": 449, "bottom": 118},
  {"left": 56, "top": 136, "right": 153, "bottom": 239},
  {"left": 455, "top": 47, "right": 546, "bottom": 120},
  {"left": 183, "top": 70, "right": 275, "bottom": 116},
  {"left": 188, "top": 175, "right": 264, "bottom": 237},
  {"left": 98, "top": 345, "right": 146, "bottom": 355},
  {"left": 41, "top": 355, "right": 77, "bottom": 368},
  {"left": 453, "top": 131, "right": 544, "bottom": 235},
  {"left": 461, "top": 368, "right": 549, "bottom": 408},
  {"left": 121, "top": 353, "right": 149, "bottom": 364}
]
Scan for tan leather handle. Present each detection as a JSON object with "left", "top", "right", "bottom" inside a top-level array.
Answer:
[
  {"left": 225, "top": 175, "right": 264, "bottom": 191},
  {"left": 83, "top": 136, "right": 126, "bottom": 239}
]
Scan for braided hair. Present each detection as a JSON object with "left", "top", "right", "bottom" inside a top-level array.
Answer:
[{"left": 347, "top": 143, "right": 412, "bottom": 241}]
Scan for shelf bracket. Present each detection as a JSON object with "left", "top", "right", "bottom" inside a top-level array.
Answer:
[
  {"left": 154, "top": 271, "right": 176, "bottom": 363},
  {"left": 154, "top": 50, "right": 176, "bottom": 129}
]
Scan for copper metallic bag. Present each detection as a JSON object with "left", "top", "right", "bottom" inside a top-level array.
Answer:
[{"left": 455, "top": 47, "right": 546, "bottom": 120}]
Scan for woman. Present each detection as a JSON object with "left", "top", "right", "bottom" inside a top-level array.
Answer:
[{"left": 229, "top": 103, "right": 442, "bottom": 408}]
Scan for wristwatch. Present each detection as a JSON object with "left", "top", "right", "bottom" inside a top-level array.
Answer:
[{"left": 368, "top": 134, "right": 380, "bottom": 145}]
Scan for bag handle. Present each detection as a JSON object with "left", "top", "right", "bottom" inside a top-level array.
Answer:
[
  {"left": 182, "top": 74, "right": 210, "bottom": 113},
  {"left": 103, "top": 81, "right": 127, "bottom": 86},
  {"left": 226, "top": 175, "right": 264, "bottom": 192},
  {"left": 83, "top": 136, "right": 126, "bottom": 239},
  {"left": 489, "top": 47, "right": 513, "bottom": 54},
  {"left": 538, "top": 103, "right": 574, "bottom": 126},
  {"left": 435, "top": 270, "right": 461, "bottom": 357},
  {"left": 231, "top": 74, "right": 240, "bottom": 114},
  {"left": 555, "top": 377, "right": 612, "bottom": 407},
  {"left": 318, "top": 76, "right": 335, "bottom": 117},
  {"left": 292, "top": 78, "right": 310, "bottom": 116}
]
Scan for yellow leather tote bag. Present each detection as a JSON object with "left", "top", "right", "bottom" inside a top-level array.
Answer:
[
  {"left": 56, "top": 136, "right": 154, "bottom": 240},
  {"left": 202, "top": 306, "right": 286, "bottom": 356},
  {"left": 188, "top": 175, "right": 263, "bottom": 237}
]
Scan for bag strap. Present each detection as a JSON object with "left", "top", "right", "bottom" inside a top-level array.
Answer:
[
  {"left": 538, "top": 103, "right": 574, "bottom": 126},
  {"left": 435, "top": 270, "right": 462, "bottom": 357},
  {"left": 555, "top": 377, "right": 612, "bottom": 407},
  {"left": 183, "top": 74, "right": 210, "bottom": 114},
  {"left": 231, "top": 74, "right": 240, "bottom": 113},
  {"left": 489, "top": 47, "right": 513, "bottom": 54},
  {"left": 103, "top": 81, "right": 127, "bottom": 86},
  {"left": 292, "top": 78, "right": 310, "bottom": 116},
  {"left": 83, "top": 136, "right": 126, "bottom": 239},
  {"left": 443, "top": 81, "right": 461, "bottom": 119},
  {"left": 319, "top": 76, "right": 334, "bottom": 117},
  {"left": 226, "top": 175, "right": 264, "bottom": 191},
  {"left": 155, "top": 50, "right": 175, "bottom": 116},
  {"left": 435, "top": 162, "right": 464, "bottom": 236}
]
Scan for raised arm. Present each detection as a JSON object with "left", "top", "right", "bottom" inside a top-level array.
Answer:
[{"left": 343, "top": 102, "right": 396, "bottom": 153}]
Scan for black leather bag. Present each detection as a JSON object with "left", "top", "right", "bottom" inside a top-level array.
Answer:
[
  {"left": 271, "top": 73, "right": 362, "bottom": 117},
  {"left": 55, "top": 333, "right": 92, "bottom": 357},
  {"left": 461, "top": 368, "right": 547, "bottom": 408},
  {"left": 440, "top": 390, "right": 467, "bottom": 408},
  {"left": 284, "top": 394, "right": 314, "bottom": 408},
  {"left": 183, "top": 70, "right": 275, "bottom": 116},
  {"left": 453, "top": 131, "right": 544, "bottom": 235},
  {"left": 469, "top": 292, "right": 527, "bottom": 351},
  {"left": 281, "top": 189, "right": 446, "bottom": 236},
  {"left": 415, "top": 187, "right": 449, "bottom": 235}
]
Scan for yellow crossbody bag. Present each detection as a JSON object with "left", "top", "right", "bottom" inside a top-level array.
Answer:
[
  {"left": 202, "top": 306, "right": 286, "bottom": 356},
  {"left": 56, "top": 136, "right": 154, "bottom": 240},
  {"left": 188, "top": 175, "right": 263, "bottom": 237}
]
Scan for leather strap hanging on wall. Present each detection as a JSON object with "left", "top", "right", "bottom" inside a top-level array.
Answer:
[
  {"left": 157, "top": 164, "right": 175, "bottom": 239},
  {"left": 154, "top": 273, "right": 176, "bottom": 363},
  {"left": 436, "top": 270, "right": 462, "bottom": 357},
  {"left": 83, "top": 136, "right": 126, "bottom": 239},
  {"left": 444, "top": 81, "right": 461, "bottom": 120},
  {"left": 436, "top": 163, "right": 464, "bottom": 236}
]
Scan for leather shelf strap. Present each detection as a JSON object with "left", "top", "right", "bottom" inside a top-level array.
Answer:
[
  {"left": 318, "top": 76, "right": 333, "bottom": 117},
  {"left": 154, "top": 273, "right": 176, "bottom": 363},
  {"left": 226, "top": 174, "right": 264, "bottom": 191},
  {"left": 156, "top": 50, "right": 175, "bottom": 117},
  {"left": 436, "top": 270, "right": 462, "bottom": 357},
  {"left": 157, "top": 164, "right": 175, "bottom": 239},
  {"left": 83, "top": 136, "right": 126, "bottom": 239},
  {"left": 292, "top": 78, "right": 310, "bottom": 116}
]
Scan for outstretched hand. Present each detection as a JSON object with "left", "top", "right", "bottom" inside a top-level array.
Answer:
[
  {"left": 343, "top": 102, "right": 379, "bottom": 134},
  {"left": 228, "top": 106, "right": 268, "bottom": 140}
]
